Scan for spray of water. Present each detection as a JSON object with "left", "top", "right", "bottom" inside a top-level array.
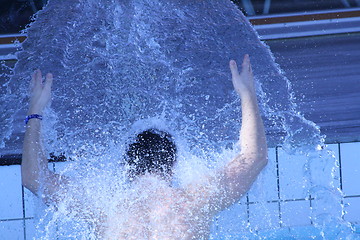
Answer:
[{"left": 0, "top": 0, "right": 357, "bottom": 238}]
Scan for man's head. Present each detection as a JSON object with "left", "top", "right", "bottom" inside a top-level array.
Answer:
[{"left": 126, "top": 129, "right": 177, "bottom": 180}]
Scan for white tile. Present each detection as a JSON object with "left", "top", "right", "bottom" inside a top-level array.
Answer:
[
  {"left": 214, "top": 202, "right": 248, "bottom": 236},
  {"left": 305, "top": 144, "right": 340, "bottom": 200},
  {"left": 249, "top": 202, "right": 280, "bottom": 231},
  {"left": 0, "top": 165, "right": 23, "bottom": 220},
  {"left": 341, "top": 142, "right": 360, "bottom": 196},
  {"left": 280, "top": 200, "right": 311, "bottom": 227},
  {"left": 278, "top": 148, "right": 310, "bottom": 200},
  {"left": 238, "top": 194, "right": 248, "bottom": 205},
  {"left": 311, "top": 195, "right": 343, "bottom": 222},
  {"left": 0, "top": 220, "right": 24, "bottom": 240},
  {"left": 23, "top": 188, "right": 35, "bottom": 218},
  {"left": 326, "top": 144, "right": 341, "bottom": 190},
  {"left": 248, "top": 148, "right": 278, "bottom": 203},
  {"left": 25, "top": 219, "right": 37, "bottom": 240},
  {"left": 344, "top": 197, "right": 360, "bottom": 224}
]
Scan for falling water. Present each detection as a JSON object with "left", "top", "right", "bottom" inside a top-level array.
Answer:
[{"left": 0, "top": 0, "right": 356, "bottom": 238}]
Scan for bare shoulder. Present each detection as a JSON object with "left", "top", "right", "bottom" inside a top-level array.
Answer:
[{"left": 175, "top": 175, "right": 224, "bottom": 215}]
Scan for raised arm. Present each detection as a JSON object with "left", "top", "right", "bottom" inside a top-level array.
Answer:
[
  {"left": 21, "top": 70, "right": 67, "bottom": 203},
  {"left": 220, "top": 54, "right": 268, "bottom": 206},
  {"left": 184, "top": 55, "right": 268, "bottom": 214}
]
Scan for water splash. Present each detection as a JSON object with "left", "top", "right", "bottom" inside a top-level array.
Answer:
[
  {"left": 1, "top": 0, "right": 310, "bottom": 155},
  {"left": 0, "top": 0, "right": 356, "bottom": 239}
]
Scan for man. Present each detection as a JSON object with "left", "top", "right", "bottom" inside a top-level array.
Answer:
[{"left": 22, "top": 54, "right": 268, "bottom": 239}]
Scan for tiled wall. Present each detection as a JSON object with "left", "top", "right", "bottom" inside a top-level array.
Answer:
[
  {"left": 213, "top": 142, "right": 360, "bottom": 235},
  {"left": 0, "top": 143, "right": 359, "bottom": 239}
]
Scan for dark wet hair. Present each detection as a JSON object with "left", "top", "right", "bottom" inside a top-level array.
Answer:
[{"left": 126, "top": 129, "right": 177, "bottom": 179}]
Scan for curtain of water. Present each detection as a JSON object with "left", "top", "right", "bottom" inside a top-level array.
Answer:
[{"left": 0, "top": 0, "right": 355, "bottom": 238}]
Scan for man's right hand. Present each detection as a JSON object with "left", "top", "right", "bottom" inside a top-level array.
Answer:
[{"left": 28, "top": 69, "right": 53, "bottom": 115}]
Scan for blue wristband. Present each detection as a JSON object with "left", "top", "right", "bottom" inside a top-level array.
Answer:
[{"left": 25, "top": 114, "right": 43, "bottom": 125}]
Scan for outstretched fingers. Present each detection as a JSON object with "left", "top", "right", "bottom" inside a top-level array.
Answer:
[
  {"left": 31, "top": 69, "right": 53, "bottom": 89},
  {"left": 35, "top": 69, "right": 43, "bottom": 86},
  {"left": 28, "top": 69, "right": 53, "bottom": 114},
  {"left": 229, "top": 54, "right": 255, "bottom": 96},
  {"left": 229, "top": 60, "right": 239, "bottom": 78},
  {"left": 44, "top": 73, "right": 53, "bottom": 91},
  {"left": 241, "top": 54, "right": 252, "bottom": 74},
  {"left": 30, "top": 69, "right": 42, "bottom": 94},
  {"left": 230, "top": 54, "right": 252, "bottom": 77}
]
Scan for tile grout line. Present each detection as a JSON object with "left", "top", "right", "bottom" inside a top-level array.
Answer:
[
  {"left": 309, "top": 193, "right": 313, "bottom": 225},
  {"left": 0, "top": 217, "right": 34, "bottom": 222},
  {"left": 246, "top": 193, "right": 250, "bottom": 226},
  {"left": 246, "top": 197, "right": 315, "bottom": 205},
  {"left": 338, "top": 143, "right": 346, "bottom": 221},
  {"left": 307, "top": 153, "right": 313, "bottom": 226},
  {"left": 338, "top": 143, "right": 344, "bottom": 191},
  {"left": 275, "top": 146, "right": 283, "bottom": 228},
  {"left": 344, "top": 195, "right": 360, "bottom": 198},
  {"left": 22, "top": 186, "right": 27, "bottom": 240}
]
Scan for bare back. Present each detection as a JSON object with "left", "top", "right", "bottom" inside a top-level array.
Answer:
[{"left": 103, "top": 175, "right": 213, "bottom": 240}]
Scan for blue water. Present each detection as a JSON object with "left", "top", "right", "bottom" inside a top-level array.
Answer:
[
  {"left": 1, "top": 0, "right": 319, "bottom": 153},
  {"left": 0, "top": 0, "right": 358, "bottom": 239}
]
